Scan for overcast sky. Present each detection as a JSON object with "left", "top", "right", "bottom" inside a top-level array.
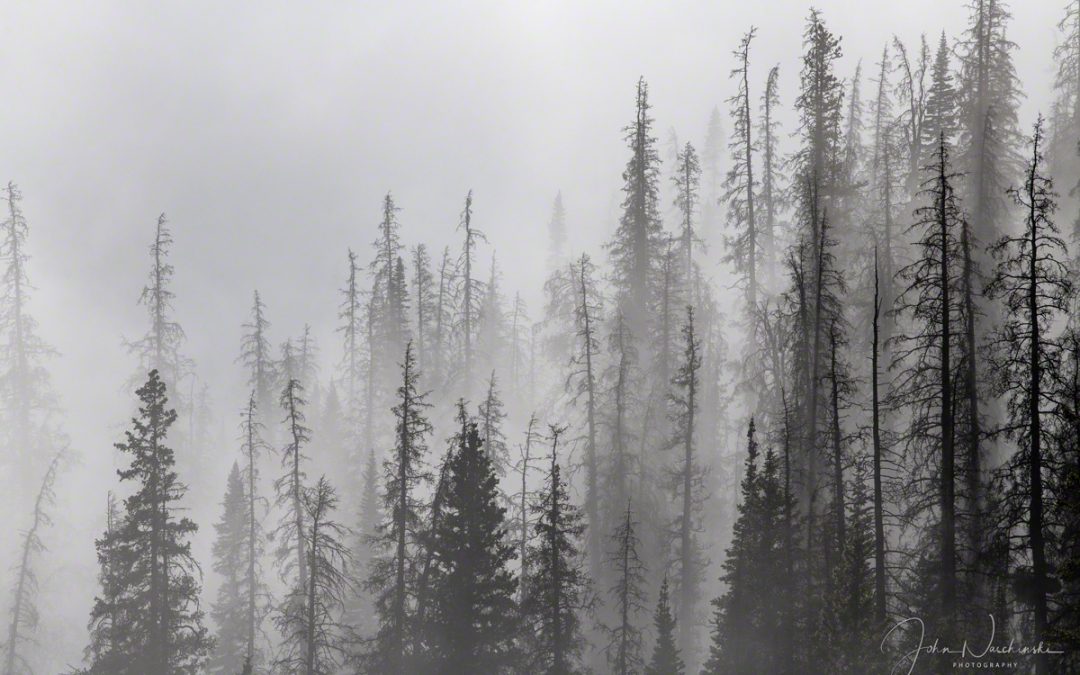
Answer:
[{"left": 0, "top": 1, "right": 1063, "bottom": 664}]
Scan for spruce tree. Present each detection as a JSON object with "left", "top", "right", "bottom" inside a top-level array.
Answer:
[
  {"left": 0, "top": 182, "right": 61, "bottom": 482},
  {"left": 2, "top": 451, "right": 62, "bottom": 675},
  {"left": 423, "top": 416, "right": 518, "bottom": 673},
  {"left": 609, "top": 77, "right": 663, "bottom": 334},
  {"left": 890, "top": 133, "right": 969, "bottom": 645},
  {"left": 723, "top": 28, "right": 760, "bottom": 309},
  {"left": 478, "top": 370, "right": 509, "bottom": 476},
  {"left": 547, "top": 191, "right": 567, "bottom": 271},
  {"left": 604, "top": 501, "right": 646, "bottom": 675},
  {"left": 456, "top": 191, "right": 486, "bottom": 397},
  {"left": 274, "top": 477, "right": 353, "bottom": 675},
  {"left": 127, "top": 214, "right": 191, "bottom": 407},
  {"left": 239, "top": 291, "right": 276, "bottom": 417},
  {"left": 412, "top": 244, "right": 435, "bottom": 375},
  {"left": 986, "top": 117, "right": 1072, "bottom": 674},
  {"left": 668, "top": 306, "right": 706, "bottom": 666},
  {"left": 84, "top": 370, "right": 211, "bottom": 674},
  {"left": 645, "top": 577, "right": 684, "bottom": 675},
  {"left": 274, "top": 378, "right": 311, "bottom": 597},
  {"left": 209, "top": 464, "right": 252, "bottom": 675},
  {"left": 366, "top": 342, "right": 432, "bottom": 674},
  {"left": 521, "top": 426, "right": 589, "bottom": 675}
]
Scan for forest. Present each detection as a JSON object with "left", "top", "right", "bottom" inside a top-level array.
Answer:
[{"left": 2, "top": 1, "right": 1080, "bottom": 674}]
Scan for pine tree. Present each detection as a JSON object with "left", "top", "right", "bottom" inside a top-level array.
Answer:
[
  {"left": 433, "top": 246, "right": 455, "bottom": 387},
  {"left": 890, "top": 133, "right": 969, "bottom": 643},
  {"left": 602, "top": 311, "right": 640, "bottom": 535},
  {"left": 83, "top": 494, "right": 124, "bottom": 673},
  {"left": 2, "top": 451, "right": 62, "bottom": 675},
  {"left": 604, "top": 501, "right": 646, "bottom": 675},
  {"left": 478, "top": 256, "right": 506, "bottom": 372},
  {"left": 514, "top": 415, "right": 540, "bottom": 603},
  {"left": 702, "top": 420, "right": 783, "bottom": 675},
  {"left": 274, "top": 379, "right": 312, "bottom": 603},
  {"left": 127, "top": 214, "right": 191, "bottom": 407},
  {"left": 673, "top": 142, "right": 701, "bottom": 285},
  {"left": 646, "top": 577, "right": 684, "bottom": 675},
  {"left": 412, "top": 244, "right": 435, "bottom": 375},
  {"left": 239, "top": 291, "right": 276, "bottom": 417},
  {"left": 456, "top": 191, "right": 486, "bottom": 397},
  {"left": 239, "top": 394, "right": 268, "bottom": 670},
  {"left": 0, "top": 183, "right": 60, "bottom": 481},
  {"left": 209, "top": 464, "right": 252, "bottom": 675},
  {"left": 423, "top": 416, "right": 519, "bottom": 673},
  {"left": 957, "top": 0, "right": 1023, "bottom": 267},
  {"left": 757, "top": 66, "right": 784, "bottom": 277},
  {"left": 83, "top": 370, "right": 211, "bottom": 674},
  {"left": 723, "top": 28, "right": 760, "bottom": 309},
  {"left": 366, "top": 342, "right": 432, "bottom": 674},
  {"left": 986, "top": 117, "right": 1072, "bottom": 675},
  {"left": 668, "top": 306, "right": 706, "bottom": 667},
  {"left": 547, "top": 191, "right": 567, "bottom": 272},
  {"left": 274, "top": 477, "right": 353, "bottom": 675},
  {"left": 477, "top": 371, "right": 509, "bottom": 476},
  {"left": 921, "top": 33, "right": 958, "bottom": 159},
  {"left": 521, "top": 425, "right": 589, "bottom": 675},
  {"left": 892, "top": 34, "right": 930, "bottom": 192},
  {"left": 609, "top": 77, "right": 664, "bottom": 334},
  {"left": 566, "top": 254, "right": 602, "bottom": 580}
]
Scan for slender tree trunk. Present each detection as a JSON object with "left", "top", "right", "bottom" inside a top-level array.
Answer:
[
  {"left": 938, "top": 156, "right": 957, "bottom": 629},
  {"left": 1026, "top": 154, "right": 1049, "bottom": 675},
  {"left": 871, "top": 254, "right": 887, "bottom": 626},
  {"left": 579, "top": 258, "right": 600, "bottom": 577}
]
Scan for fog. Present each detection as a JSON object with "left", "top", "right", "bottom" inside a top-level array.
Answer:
[{"left": 0, "top": 1, "right": 1070, "bottom": 672}]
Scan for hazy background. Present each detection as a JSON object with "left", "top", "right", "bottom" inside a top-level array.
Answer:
[{"left": 0, "top": 0, "right": 1059, "bottom": 667}]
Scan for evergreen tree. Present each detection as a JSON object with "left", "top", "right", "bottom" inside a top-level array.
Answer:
[
  {"left": 645, "top": 577, "right": 684, "bottom": 675},
  {"left": 2, "top": 451, "right": 62, "bottom": 675},
  {"left": 757, "top": 66, "right": 784, "bottom": 278},
  {"left": 365, "top": 342, "right": 432, "bottom": 674},
  {"left": 609, "top": 77, "right": 664, "bottom": 334},
  {"left": 83, "top": 494, "right": 124, "bottom": 673},
  {"left": 986, "top": 117, "right": 1072, "bottom": 675},
  {"left": 423, "top": 416, "right": 518, "bottom": 673},
  {"left": 547, "top": 191, "right": 567, "bottom": 272},
  {"left": 604, "top": 501, "right": 646, "bottom": 675},
  {"left": 702, "top": 420, "right": 783, "bottom": 675},
  {"left": 456, "top": 191, "right": 486, "bottom": 397},
  {"left": 668, "top": 306, "right": 706, "bottom": 667},
  {"left": 477, "top": 371, "right": 509, "bottom": 476},
  {"left": 127, "top": 214, "right": 191, "bottom": 407},
  {"left": 673, "top": 142, "right": 701, "bottom": 285},
  {"left": 83, "top": 370, "right": 211, "bottom": 674},
  {"left": 209, "top": 464, "right": 252, "bottom": 675},
  {"left": 921, "top": 33, "right": 958, "bottom": 159},
  {"left": 723, "top": 28, "right": 760, "bottom": 309},
  {"left": 0, "top": 183, "right": 60, "bottom": 481},
  {"left": 957, "top": 0, "right": 1023, "bottom": 265},
  {"left": 274, "top": 477, "right": 353, "bottom": 675},
  {"left": 891, "top": 34, "right": 930, "bottom": 192},
  {"left": 412, "top": 244, "right": 435, "bottom": 375},
  {"left": 521, "top": 426, "right": 589, "bottom": 675},
  {"left": 239, "top": 291, "right": 276, "bottom": 417},
  {"left": 274, "top": 378, "right": 311, "bottom": 598},
  {"left": 890, "top": 133, "right": 970, "bottom": 644}
]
